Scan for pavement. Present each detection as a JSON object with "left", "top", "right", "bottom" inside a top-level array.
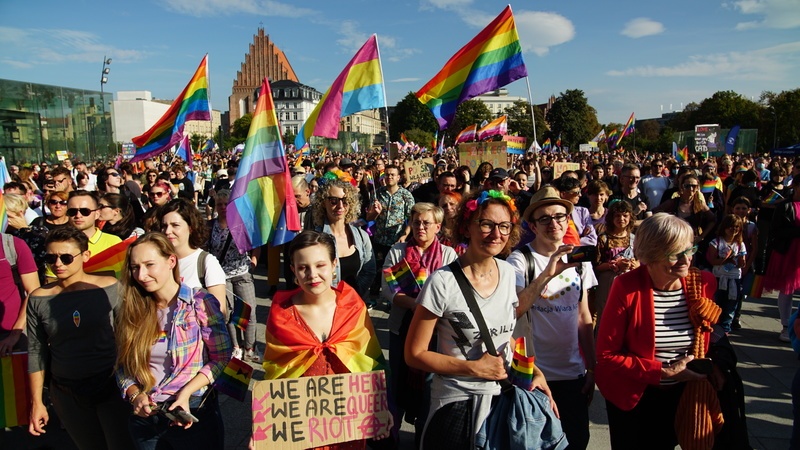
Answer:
[{"left": 4, "top": 267, "right": 796, "bottom": 449}]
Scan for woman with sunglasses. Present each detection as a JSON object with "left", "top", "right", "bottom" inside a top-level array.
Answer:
[
  {"left": 653, "top": 173, "right": 716, "bottom": 247},
  {"left": 27, "top": 227, "right": 135, "bottom": 450},
  {"left": 142, "top": 179, "right": 173, "bottom": 233},
  {"left": 141, "top": 169, "right": 160, "bottom": 204},
  {"left": 309, "top": 178, "right": 376, "bottom": 301},
  {"left": 98, "top": 167, "right": 124, "bottom": 195},
  {"left": 596, "top": 214, "right": 723, "bottom": 449},
  {"left": 116, "top": 232, "right": 231, "bottom": 449},
  {"left": 31, "top": 191, "right": 71, "bottom": 232},
  {"left": 99, "top": 193, "right": 144, "bottom": 240}
]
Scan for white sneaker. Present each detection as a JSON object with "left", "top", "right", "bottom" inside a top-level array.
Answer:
[
  {"left": 779, "top": 328, "right": 790, "bottom": 343},
  {"left": 232, "top": 347, "right": 243, "bottom": 360},
  {"left": 245, "top": 348, "right": 261, "bottom": 363}
]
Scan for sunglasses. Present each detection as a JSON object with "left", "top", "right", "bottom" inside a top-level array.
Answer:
[
  {"left": 327, "top": 196, "right": 348, "bottom": 206},
  {"left": 44, "top": 253, "right": 82, "bottom": 265},
  {"left": 48, "top": 199, "right": 68, "bottom": 206},
  {"left": 66, "top": 207, "right": 97, "bottom": 217},
  {"left": 149, "top": 191, "right": 167, "bottom": 198},
  {"left": 107, "top": 172, "right": 121, "bottom": 177}
]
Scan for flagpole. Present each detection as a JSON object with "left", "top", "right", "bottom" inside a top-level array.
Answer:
[
  {"left": 205, "top": 53, "right": 213, "bottom": 160},
  {"left": 374, "top": 34, "right": 391, "bottom": 152},
  {"left": 525, "top": 76, "right": 537, "bottom": 143}
]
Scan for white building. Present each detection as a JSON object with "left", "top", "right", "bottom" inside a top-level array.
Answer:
[
  {"left": 262, "top": 80, "right": 322, "bottom": 136},
  {"left": 473, "top": 88, "right": 527, "bottom": 117}
]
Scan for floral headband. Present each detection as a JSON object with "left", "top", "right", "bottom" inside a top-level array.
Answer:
[
  {"left": 463, "top": 189, "right": 517, "bottom": 219},
  {"left": 321, "top": 169, "right": 357, "bottom": 187}
]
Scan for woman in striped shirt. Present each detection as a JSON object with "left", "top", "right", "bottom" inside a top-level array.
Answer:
[{"left": 595, "top": 213, "right": 719, "bottom": 449}]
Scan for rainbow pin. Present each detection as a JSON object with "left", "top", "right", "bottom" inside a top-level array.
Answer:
[{"left": 73, "top": 310, "right": 81, "bottom": 328}]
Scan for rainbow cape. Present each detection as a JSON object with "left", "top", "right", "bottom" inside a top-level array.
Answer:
[
  {"left": 509, "top": 337, "right": 535, "bottom": 391},
  {"left": 227, "top": 78, "right": 300, "bottom": 253},
  {"left": 615, "top": 112, "right": 635, "bottom": 148},
  {"left": 0, "top": 353, "right": 30, "bottom": 427},
  {"left": 295, "top": 35, "right": 385, "bottom": 149},
  {"left": 455, "top": 124, "right": 477, "bottom": 144},
  {"left": 416, "top": 5, "right": 527, "bottom": 129},
  {"left": 131, "top": 55, "right": 210, "bottom": 162},
  {"left": 478, "top": 115, "right": 508, "bottom": 140},
  {"left": 84, "top": 235, "right": 137, "bottom": 277},
  {"left": 383, "top": 259, "right": 428, "bottom": 296},
  {"left": 214, "top": 357, "right": 253, "bottom": 402},
  {"left": 263, "top": 282, "right": 385, "bottom": 380},
  {"left": 230, "top": 295, "right": 252, "bottom": 331}
]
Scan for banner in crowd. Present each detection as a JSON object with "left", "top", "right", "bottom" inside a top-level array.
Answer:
[
  {"left": 458, "top": 141, "right": 508, "bottom": 172},
  {"left": 695, "top": 124, "right": 720, "bottom": 154},
  {"left": 252, "top": 371, "right": 390, "bottom": 450},
  {"left": 503, "top": 135, "right": 527, "bottom": 155},
  {"left": 122, "top": 143, "right": 136, "bottom": 159},
  {"left": 403, "top": 158, "right": 431, "bottom": 184},
  {"left": 553, "top": 162, "right": 580, "bottom": 179}
]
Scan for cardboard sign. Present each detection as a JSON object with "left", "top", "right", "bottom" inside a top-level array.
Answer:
[
  {"left": 404, "top": 159, "right": 431, "bottom": 184},
  {"left": 458, "top": 141, "right": 508, "bottom": 172},
  {"left": 579, "top": 144, "right": 592, "bottom": 153},
  {"left": 503, "top": 136, "right": 527, "bottom": 155},
  {"left": 252, "top": 371, "right": 390, "bottom": 450},
  {"left": 553, "top": 162, "right": 579, "bottom": 179},
  {"left": 56, "top": 150, "right": 69, "bottom": 161}
]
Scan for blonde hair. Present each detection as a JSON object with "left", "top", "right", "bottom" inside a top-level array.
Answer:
[
  {"left": 634, "top": 213, "right": 695, "bottom": 264},
  {"left": 411, "top": 202, "right": 444, "bottom": 224},
  {"left": 115, "top": 232, "right": 181, "bottom": 394},
  {"left": 2, "top": 193, "right": 28, "bottom": 215},
  {"left": 311, "top": 179, "right": 361, "bottom": 227}
]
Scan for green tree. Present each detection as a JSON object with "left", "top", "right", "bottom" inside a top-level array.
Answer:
[
  {"left": 283, "top": 131, "right": 297, "bottom": 147},
  {"left": 231, "top": 113, "right": 252, "bottom": 143},
  {"left": 504, "top": 100, "right": 548, "bottom": 146},
  {"left": 546, "top": 89, "right": 599, "bottom": 150},
  {"left": 190, "top": 133, "right": 205, "bottom": 151},
  {"left": 447, "top": 100, "right": 492, "bottom": 144},
  {"left": 405, "top": 129, "right": 436, "bottom": 149},
  {"left": 762, "top": 88, "right": 800, "bottom": 150},
  {"left": 389, "top": 92, "right": 438, "bottom": 141}
]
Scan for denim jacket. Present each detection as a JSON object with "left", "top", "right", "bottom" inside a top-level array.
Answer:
[{"left": 317, "top": 222, "right": 376, "bottom": 299}]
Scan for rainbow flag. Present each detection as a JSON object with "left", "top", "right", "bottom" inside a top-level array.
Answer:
[
  {"left": 542, "top": 138, "right": 552, "bottom": 152},
  {"left": 383, "top": 259, "right": 426, "bottom": 296},
  {"left": 175, "top": 134, "right": 194, "bottom": 169},
  {"left": 320, "top": 147, "right": 328, "bottom": 159},
  {"left": 478, "top": 115, "right": 508, "bottom": 140},
  {"left": 131, "top": 55, "right": 211, "bottom": 162},
  {"left": 509, "top": 337, "right": 535, "bottom": 391},
  {"left": 0, "top": 353, "right": 30, "bottom": 427},
  {"left": 227, "top": 78, "right": 301, "bottom": 253},
  {"left": 399, "top": 133, "right": 409, "bottom": 147},
  {"left": 455, "top": 124, "right": 477, "bottom": 144},
  {"left": 764, "top": 190, "right": 784, "bottom": 205},
  {"left": 615, "top": 112, "right": 635, "bottom": 148},
  {"left": 84, "top": 235, "right": 136, "bottom": 277},
  {"left": 214, "top": 357, "right": 253, "bottom": 402},
  {"left": 230, "top": 296, "right": 252, "bottom": 331},
  {"left": 677, "top": 146, "right": 689, "bottom": 162},
  {"left": 264, "top": 282, "right": 385, "bottom": 380},
  {"left": 606, "top": 128, "right": 619, "bottom": 148},
  {"left": 365, "top": 171, "right": 374, "bottom": 185},
  {"left": 701, "top": 179, "right": 717, "bottom": 194},
  {"left": 0, "top": 192, "right": 7, "bottom": 233},
  {"left": 416, "top": 5, "right": 527, "bottom": 129},
  {"left": 295, "top": 35, "right": 386, "bottom": 149},
  {"left": 293, "top": 155, "right": 305, "bottom": 168}
]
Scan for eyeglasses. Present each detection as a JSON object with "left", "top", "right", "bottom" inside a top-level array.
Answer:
[
  {"left": 412, "top": 220, "right": 436, "bottom": 229},
  {"left": 666, "top": 245, "right": 698, "bottom": 263},
  {"left": 532, "top": 213, "right": 569, "bottom": 226},
  {"left": 149, "top": 191, "right": 167, "bottom": 198},
  {"left": 327, "top": 196, "right": 348, "bottom": 206},
  {"left": 48, "top": 199, "right": 68, "bottom": 206},
  {"left": 475, "top": 219, "right": 513, "bottom": 236},
  {"left": 107, "top": 172, "right": 121, "bottom": 177},
  {"left": 66, "top": 207, "right": 97, "bottom": 217},
  {"left": 44, "top": 253, "right": 82, "bottom": 266},
  {"left": 682, "top": 184, "right": 699, "bottom": 190},
  {"left": 99, "top": 204, "right": 114, "bottom": 210}
]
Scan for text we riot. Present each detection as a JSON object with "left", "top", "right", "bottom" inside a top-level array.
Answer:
[{"left": 252, "top": 371, "right": 390, "bottom": 450}]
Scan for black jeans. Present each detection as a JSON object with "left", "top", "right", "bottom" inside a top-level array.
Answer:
[
  {"left": 605, "top": 384, "right": 685, "bottom": 450},
  {"left": 549, "top": 377, "right": 590, "bottom": 450}
]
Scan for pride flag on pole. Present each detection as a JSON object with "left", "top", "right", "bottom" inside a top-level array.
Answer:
[
  {"left": 227, "top": 78, "right": 300, "bottom": 252},
  {"left": 84, "top": 236, "right": 137, "bottom": 277},
  {"left": 478, "top": 115, "right": 508, "bottom": 140},
  {"left": 606, "top": 129, "right": 619, "bottom": 148},
  {"left": 0, "top": 353, "right": 30, "bottom": 427},
  {"left": 131, "top": 55, "right": 211, "bottom": 162},
  {"left": 416, "top": 5, "right": 527, "bottom": 129},
  {"left": 383, "top": 259, "right": 427, "bottom": 296},
  {"left": 214, "top": 357, "right": 253, "bottom": 402},
  {"left": 295, "top": 35, "right": 386, "bottom": 149},
  {"left": 615, "top": 112, "right": 636, "bottom": 148},
  {"left": 175, "top": 134, "right": 194, "bottom": 169},
  {"left": 455, "top": 124, "right": 477, "bottom": 144}
]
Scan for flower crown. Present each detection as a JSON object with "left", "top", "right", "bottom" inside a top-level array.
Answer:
[
  {"left": 463, "top": 189, "right": 517, "bottom": 219},
  {"left": 321, "top": 169, "right": 357, "bottom": 187}
]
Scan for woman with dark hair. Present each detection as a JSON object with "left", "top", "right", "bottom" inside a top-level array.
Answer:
[
  {"left": 116, "top": 232, "right": 231, "bottom": 449},
  {"left": 160, "top": 199, "right": 227, "bottom": 314},
  {"left": 27, "top": 227, "right": 134, "bottom": 449},
  {"left": 142, "top": 179, "right": 173, "bottom": 233},
  {"left": 142, "top": 169, "right": 160, "bottom": 204},
  {"left": 31, "top": 190, "right": 71, "bottom": 231},
  {"left": 653, "top": 173, "right": 716, "bottom": 246},
  {"left": 765, "top": 186, "right": 800, "bottom": 342},
  {"left": 471, "top": 162, "right": 493, "bottom": 189},
  {"left": 454, "top": 165, "right": 472, "bottom": 195},
  {"left": 99, "top": 193, "right": 143, "bottom": 240}
]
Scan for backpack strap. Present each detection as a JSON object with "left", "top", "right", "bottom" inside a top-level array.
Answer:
[
  {"left": 519, "top": 245, "right": 536, "bottom": 286},
  {"left": 197, "top": 250, "right": 209, "bottom": 289}
]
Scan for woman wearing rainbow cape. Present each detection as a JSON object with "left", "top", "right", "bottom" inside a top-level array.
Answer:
[{"left": 262, "top": 231, "right": 390, "bottom": 450}]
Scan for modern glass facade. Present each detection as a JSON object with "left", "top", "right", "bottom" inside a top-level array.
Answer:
[{"left": 0, "top": 79, "right": 114, "bottom": 165}]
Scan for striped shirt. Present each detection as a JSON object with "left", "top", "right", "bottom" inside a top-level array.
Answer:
[{"left": 653, "top": 288, "right": 694, "bottom": 386}]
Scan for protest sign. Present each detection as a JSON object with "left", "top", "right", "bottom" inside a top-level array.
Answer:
[
  {"left": 695, "top": 124, "right": 720, "bottom": 153},
  {"left": 404, "top": 159, "right": 431, "bottom": 184},
  {"left": 56, "top": 150, "right": 69, "bottom": 161},
  {"left": 458, "top": 141, "right": 508, "bottom": 172},
  {"left": 579, "top": 144, "right": 592, "bottom": 152},
  {"left": 122, "top": 142, "right": 136, "bottom": 159},
  {"left": 553, "top": 162, "right": 580, "bottom": 179},
  {"left": 503, "top": 136, "right": 527, "bottom": 155},
  {"left": 252, "top": 371, "right": 390, "bottom": 450}
]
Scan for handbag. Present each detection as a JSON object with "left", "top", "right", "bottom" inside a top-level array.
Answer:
[{"left": 448, "top": 262, "right": 568, "bottom": 450}]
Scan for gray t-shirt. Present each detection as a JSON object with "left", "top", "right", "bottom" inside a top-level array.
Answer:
[{"left": 27, "top": 283, "right": 121, "bottom": 379}]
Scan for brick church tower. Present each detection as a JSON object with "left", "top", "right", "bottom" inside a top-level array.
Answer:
[{"left": 228, "top": 27, "right": 298, "bottom": 122}]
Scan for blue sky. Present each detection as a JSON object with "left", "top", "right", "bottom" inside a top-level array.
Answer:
[{"left": 1, "top": 0, "right": 798, "bottom": 125}]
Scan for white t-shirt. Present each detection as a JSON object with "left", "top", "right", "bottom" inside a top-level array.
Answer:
[
  {"left": 179, "top": 248, "right": 226, "bottom": 290},
  {"left": 507, "top": 245, "right": 598, "bottom": 381},
  {"left": 642, "top": 176, "right": 671, "bottom": 210}
]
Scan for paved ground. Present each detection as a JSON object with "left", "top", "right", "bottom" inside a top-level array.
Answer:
[{"left": 4, "top": 267, "right": 796, "bottom": 449}]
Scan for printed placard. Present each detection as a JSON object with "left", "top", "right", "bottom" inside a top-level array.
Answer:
[
  {"left": 458, "top": 141, "right": 508, "bottom": 171},
  {"left": 252, "top": 371, "right": 390, "bottom": 450}
]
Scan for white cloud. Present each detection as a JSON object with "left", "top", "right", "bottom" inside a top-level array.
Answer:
[
  {"left": 0, "top": 27, "right": 146, "bottom": 66},
  {"left": 159, "top": 0, "right": 316, "bottom": 18},
  {"left": 620, "top": 18, "right": 665, "bottom": 38},
  {"left": 515, "top": 11, "right": 575, "bottom": 56},
  {"left": 419, "top": 0, "right": 473, "bottom": 11},
  {"left": 729, "top": 0, "right": 800, "bottom": 30},
  {"left": 390, "top": 77, "right": 421, "bottom": 82},
  {"left": 607, "top": 41, "right": 800, "bottom": 81}
]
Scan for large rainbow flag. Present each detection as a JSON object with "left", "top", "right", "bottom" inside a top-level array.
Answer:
[
  {"left": 131, "top": 55, "right": 211, "bottom": 162},
  {"left": 615, "top": 112, "right": 636, "bottom": 148},
  {"left": 263, "top": 282, "right": 385, "bottom": 380},
  {"left": 227, "top": 78, "right": 300, "bottom": 253},
  {"left": 416, "top": 5, "right": 527, "bottom": 130},
  {"left": 606, "top": 129, "right": 619, "bottom": 148},
  {"left": 84, "top": 235, "right": 137, "bottom": 277},
  {"left": 478, "top": 115, "right": 508, "bottom": 140},
  {"left": 0, "top": 353, "right": 30, "bottom": 427},
  {"left": 294, "top": 35, "right": 386, "bottom": 149}
]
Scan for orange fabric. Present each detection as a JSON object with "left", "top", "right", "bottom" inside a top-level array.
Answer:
[{"left": 563, "top": 218, "right": 581, "bottom": 246}]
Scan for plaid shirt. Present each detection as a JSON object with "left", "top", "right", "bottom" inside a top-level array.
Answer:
[{"left": 117, "top": 284, "right": 232, "bottom": 399}]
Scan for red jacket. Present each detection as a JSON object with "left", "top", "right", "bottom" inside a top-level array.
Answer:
[{"left": 595, "top": 265, "right": 716, "bottom": 411}]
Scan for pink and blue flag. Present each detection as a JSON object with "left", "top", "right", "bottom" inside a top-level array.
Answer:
[
  {"left": 294, "top": 35, "right": 386, "bottom": 149},
  {"left": 227, "top": 78, "right": 300, "bottom": 252},
  {"left": 175, "top": 135, "right": 193, "bottom": 169}
]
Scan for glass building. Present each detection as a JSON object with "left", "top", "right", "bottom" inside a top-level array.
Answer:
[{"left": 0, "top": 78, "right": 114, "bottom": 165}]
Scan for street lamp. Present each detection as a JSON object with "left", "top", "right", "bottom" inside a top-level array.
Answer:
[{"left": 100, "top": 56, "right": 111, "bottom": 159}]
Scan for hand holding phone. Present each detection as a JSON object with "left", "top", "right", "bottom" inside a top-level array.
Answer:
[
  {"left": 158, "top": 404, "right": 199, "bottom": 425},
  {"left": 685, "top": 357, "right": 713, "bottom": 375},
  {"left": 567, "top": 245, "right": 597, "bottom": 263}
]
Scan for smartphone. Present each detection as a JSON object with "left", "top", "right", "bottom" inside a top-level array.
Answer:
[
  {"left": 567, "top": 246, "right": 597, "bottom": 263},
  {"left": 686, "top": 357, "right": 714, "bottom": 375},
  {"left": 158, "top": 404, "right": 200, "bottom": 424}
]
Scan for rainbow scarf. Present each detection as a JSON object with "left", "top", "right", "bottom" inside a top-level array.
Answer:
[
  {"left": 227, "top": 78, "right": 301, "bottom": 252},
  {"left": 383, "top": 259, "right": 427, "bottom": 296},
  {"left": 230, "top": 296, "right": 251, "bottom": 331},
  {"left": 509, "top": 337, "right": 535, "bottom": 391},
  {"left": 84, "top": 235, "right": 137, "bottom": 277},
  {"left": 214, "top": 357, "right": 253, "bottom": 402},
  {"left": 0, "top": 353, "right": 30, "bottom": 427},
  {"left": 263, "top": 282, "right": 385, "bottom": 380},
  {"left": 131, "top": 55, "right": 210, "bottom": 162},
  {"left": 416, "top": 5, "right": 527, "bottom": 129}
]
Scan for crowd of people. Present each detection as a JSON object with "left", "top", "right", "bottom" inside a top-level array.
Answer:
[{"left": 1, "top": 144, "right": 799, "bottom": 449}]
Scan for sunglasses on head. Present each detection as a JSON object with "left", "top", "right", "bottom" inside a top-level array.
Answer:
[
  {"left": 44, "top": 253, "right": 82, "bottom": 265},
  {"left": 48, "top": 199, "right": 68, "bottom": 206},
  {"left": 66, "top": 207, "right": 96, "bottom": 217}
]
